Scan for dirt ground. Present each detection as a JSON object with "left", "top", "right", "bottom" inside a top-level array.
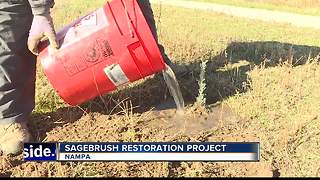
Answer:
[
  {"left": 2, "top": 59, "right": 318, "bottom": 177},
  {"left": 0, "top": 101, "right": 273, "bottom": 177}
]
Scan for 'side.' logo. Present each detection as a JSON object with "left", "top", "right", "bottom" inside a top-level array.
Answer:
[{"left": 23, "top": 143, "right": 57, "bottom": 161}]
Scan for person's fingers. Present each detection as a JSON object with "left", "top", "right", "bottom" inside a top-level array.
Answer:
[
  {"left": 27, "top": 34, "right": 44, "bottom": 55},
  {"left": 45, "top": 32, "right": 59, "bottom": 50},
  {"left": 28, "top": 32, "right": 58, "bottom": 55},
  {"left": 28, "top": 14, "right": 58, "bottom": 56}
]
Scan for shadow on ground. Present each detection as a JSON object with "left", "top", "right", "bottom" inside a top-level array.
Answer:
[{"left": 29, "top": 41, "right": 320, "bottom": 141}]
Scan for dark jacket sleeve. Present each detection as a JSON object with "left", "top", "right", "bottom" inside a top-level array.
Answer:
[{"left": 28, "top": 0, "right": 55, "bottom": 15}]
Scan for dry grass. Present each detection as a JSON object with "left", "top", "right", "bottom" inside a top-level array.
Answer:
[{"left": 225, "top": 60, "right": 320, "bottom": 176}]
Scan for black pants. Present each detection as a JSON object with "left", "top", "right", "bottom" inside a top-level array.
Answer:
[
  {"left": 0, "top": 0, "right": 36, "bottom": 125},
  {"left": 137, "top": 0, "right": 173, "bottom": 67}
]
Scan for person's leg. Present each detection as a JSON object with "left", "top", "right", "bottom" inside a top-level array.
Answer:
[
  {"left": 0, "top": 0, "right": 36, "bottom": 155},
  {"left": 137, "top": 0, "right": 175, "bottom": 68}
]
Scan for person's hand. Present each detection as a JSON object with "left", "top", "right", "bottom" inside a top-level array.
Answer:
[{"left": 28, "top": 14, "right": 59, "bottom": 55}]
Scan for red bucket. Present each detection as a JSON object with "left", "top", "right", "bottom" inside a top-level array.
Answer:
[{"left": 38, "top": 0, "right": 166, "bottom": 106}]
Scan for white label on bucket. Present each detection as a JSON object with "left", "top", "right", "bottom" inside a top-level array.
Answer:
[
  {"left": 58, "top": 8, "right": 109, "bottom": 49},
  {"left": 61, "top": 11, "right": 97, "bottom": 46},
  {"left": 104, "top": 64, "right": 130, "bottom": 87},
  {"left": 74, "top": 11, "right": 97, "bottom": 29}
]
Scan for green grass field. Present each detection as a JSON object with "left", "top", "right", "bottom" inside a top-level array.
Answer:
[
  {"left": 186, "top": 0, "right": 320, "bottom": 16},
  {"left": 29, "top": 0, "right": 320, "bottom": 177},
  {"left": 38, "top": 0, "right": 320, "bottom": 114}
]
